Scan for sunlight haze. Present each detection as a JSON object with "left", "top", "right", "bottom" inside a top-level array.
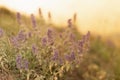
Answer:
[{"left": 0, "top": 0, "right": 120, "bottom": 35}]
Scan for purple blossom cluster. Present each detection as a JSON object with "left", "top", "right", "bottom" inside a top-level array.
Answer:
[
  {"left": 51, "top": 30, "right": 90, "bottom": 65},
  {"left": 16, "top": 54, "right": 29, "bottom": 70},
  {"left": 32, "top": 44, "right": 38, "bottom": 55},
  {"left": 9, "top": 30, "right": 27, "bottom": 48}
]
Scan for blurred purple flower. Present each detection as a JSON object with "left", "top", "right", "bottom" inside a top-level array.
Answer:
[
  {"left": 16, "top": 54, "right": 22, "bottom": 69},
  {"left": 41, "top": 37, "right": 47, "bottom": 46},
  {"left": 47, "top": 29, "right": 52, "bottom": 39},
  {"left": 78, "top": 40, "right": 84, "bottom": 48},
  {"left": 0, "top": 28, "right": 4, "bottom": 38},
  {"left": 23, "top": 59, "right": 29, "bottom": 70},
  {"left": 32, "top": 44, "right": 38, "bottom": 55},
  {"left": 31, "top": 14, "right": 37, "bottom": 28},
  {"left": 16, "top": 12, "right": 21, "bottom": 25},
  {"left": 69, "top": 33, "right": 75, "bottom": 41},
  {"left": 52, "top": 49, "right": 59, "bottom": 61},
  {"left": 10, "top": 36, "right": 20, "bottom": 48},
  {"left": 17, "top": 30, "right": 26, "bottom": 42},
  {"left": 70, "top": 51, "right": 75, "bottom": 60},
  {"left": 65, "top": 51, "right": 75, "bottom": 62}
]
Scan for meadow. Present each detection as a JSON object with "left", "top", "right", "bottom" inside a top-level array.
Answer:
[{"left": 0, "top": 7, "right": 120, "bottom": 80}]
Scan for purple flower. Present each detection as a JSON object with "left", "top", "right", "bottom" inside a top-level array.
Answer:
[
  {"left": 16, "top": 54, "right": 22, "bottom": 69},
  {"left": 70, "top": 51, "right": 75, "bottom": 60},
  {"left": 41, "top": 37, "right": 47, "bottom": 46},
  {"left": 47, "top": 29, "right": 52, "bottom": 39},
  {"left": 31, "top": 14, "right": 37, "bottom": 28},
  {"left": 17, "top": 30, "right": 26, "bottom": 42},
  {"left": 32, "top": 44, "right": 38, "bottom": 55},
  {"left": 10, "top": 36, "right": 20, "bottom": 48},
  {"left": 23, "top": 59, "right": 29, "bottom": 70},
  {"left": 0, "top": 28, "right": 4, "bottom": 38},
  {"left": 78, "top": 40, "right": 84, "bottom": 48},
  {"left": 16, "top": 12, "right": 21, "bottom": 25},
  {"left": 65, "top": 51, "right": 75, "bottom": 62},
  {"left": 52, "top": 49, "right": 59, "bottom": 61},
  {"left": 69, "top": 33, "right": 75, "bottom": 41}
]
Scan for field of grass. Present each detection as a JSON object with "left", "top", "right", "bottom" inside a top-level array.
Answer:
[{"left": 0, "top": 7, "right": 120, "bottom": 80}]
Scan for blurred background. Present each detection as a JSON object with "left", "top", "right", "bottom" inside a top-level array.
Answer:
[{"left": 0, "top": 0, "right": 120, "bottom": 35}]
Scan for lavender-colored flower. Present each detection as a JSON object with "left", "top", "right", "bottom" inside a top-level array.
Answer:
[
  {"left": 10, "top": 36, "right": 20, "bottom": 48},
  {"left": 31, "top": 14, "right": 37, "bottom": 28},
  {"left": 70, "top": 51, "right": 75, "bottom": 60},
  {"left": 23, "top": 59, "right": 29, "bottom": 70},
  {"left": 65, "top": 51, "right": 75, "bottom": 62},
  {"left": 52, "top": 49, "right": 59, "bottom": 61},
  {"left": 39, "top": 8, "right": 43, "bottom": 18},
  {"left": 16, "top": 54, "right": 22, "bottom": 69},
  {"left": 32, "top": 44, "right": 38, "bottom": 55},
  {"left": 17, "top": 30, "right": 26, "bottom": 42},
  {"left": 41, "top": 37, "right": 47, "bottom": 46},
  {"left": 16, "top": 12, "right": 21, "bottom": 25},
  {"left": 47, "top": 29, "right": 52, "bottom": 39},
  {"left": 78, "top": 40, "right": 84, "bottom": 48},
  {"left": 0, "top": 28, "right": 4, "bottom": 38},
  {"left": 69, "top": 33, "right": 75, "bottom": 41},
  {"left": 65, "top": 55, "right": 70, "bottom": 61}
]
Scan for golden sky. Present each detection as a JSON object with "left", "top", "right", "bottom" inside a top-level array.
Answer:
[{"left": 0, "top": 0, "right": 120, "bottom": 35}]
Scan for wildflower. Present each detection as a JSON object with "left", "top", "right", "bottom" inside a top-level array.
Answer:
[
  {"left": 23, "top": 59, "right": 29, "bottom": 70},
  {"left": 31, "top": 14, "right": 37, "bottom": 28},
  {"left": 69, "top": 33, "right": 75, "bottom": 41},
  {"left": 0, "top": 28, "right": 4, "bottom": 38},
  {"left": 47, "top": 29, "right": 52, "bottom": 39},
  {"left": 78, "top": 40, "right": 84, "bottom": 48},
  {"left": 65, "top": 51, "right": 75, "bottom": 62},
  {"left": 41, "top": 37, "right": 47, "bottom": 46},
  {"left": 70, "top": 51, "right": 75, "bottom": 60},
  {"left": 16, "top": 54, "right": 22, "bottom": 69},
  {"left": 52, "top": 49, "right": 59, "bottom": 61},
  {"left": 32, "top": 44, "right": 38, "bottom": 55},
  {"left": 16, "top": 12, "right": 21, "bottom": 25},
  {"left": 17, "top": 30, "right": 26, "bottom": 42},
  {"left": 10, "top": 36, "right": 20, "bottom": 48}
]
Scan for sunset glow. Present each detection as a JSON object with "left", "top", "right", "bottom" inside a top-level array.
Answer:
[{"left": 0, "top": 0, "right": 120, "bottom": 35}]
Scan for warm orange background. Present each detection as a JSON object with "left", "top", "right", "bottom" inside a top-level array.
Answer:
[{"left": 0, "top": 0, "right": 120, "bottom": 35}]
